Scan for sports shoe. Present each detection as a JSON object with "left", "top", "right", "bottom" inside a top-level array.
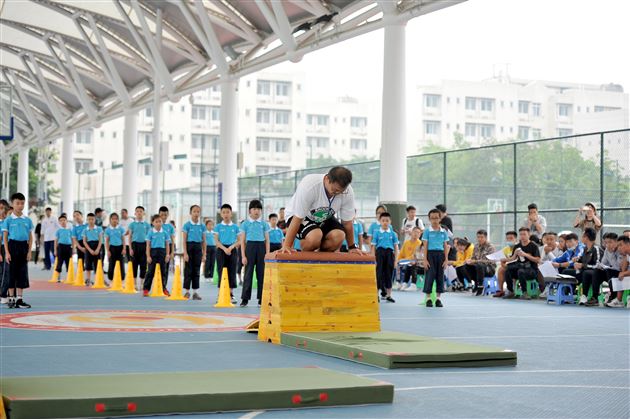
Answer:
[
  {"left": 385, "top": 296, "right": 395, "bottom": 303},
  {"left": 606, "top": 298, "right": 623, "bottom": 308},
  {"left": 540, "top": 287, "right": 549, "bottom": 299},
  {"left": 394, "top": 282, "right": 403, "bottom": 291},
  {"left": 380, "top": 290, "right": 387, "bottom": 298},
  {"left": 7, "top": 299, "right": 15, "bottom": 309},
  {"left": 475, "top": 288, "right": 483, "bottom": 296},
  {"left": 258, "top": 299, "right": 261, "bottom": 306},
  {"left": 520, "top": 294, "right": 531, "bottom": 301},
  {"left": 184, "top": 291, "right": 190, "bottom": 299},
  {"left": 425, "top": 299, "right": 433, "bottom": 307},
  {"left": 163, "top": 289, "right": 171, "bottom": 297},
  {"left": 579, "top": 295, "right": 588, "bottom": 305},
  {"left": 240, "top": 300, "right": 248, "bottom": 307},
  {"left": 57, "top": 278, "right": 61, "bottom": 283},
  {"left": 231, "top": 295, "right": 237, "bottom": 304},
  {"left": 503, "top": 292, "right": 516, "bottom": 299},
  {"left": 143, "top": 290, "right": 149, "bottom": 297},
  {"left": 192, "top": 293, "right": 202, "bottom": 301},
  {"left": 0, "top": 297, "right": 7, "bottom": 304},
  {"left": 15, "top": 299, "right": 31, "bottom": 308},
  {"left": 435, "top": 299, "right": 443, "bottom": 308},
  {"left": 493, "top": 291, "right": 505, "bottom": 298},
  {"left": 585, "top": 298, "right": 599, "bottom": 307},
  {"left": 405, "top": 283, "right": 417, "bottom": 292}
]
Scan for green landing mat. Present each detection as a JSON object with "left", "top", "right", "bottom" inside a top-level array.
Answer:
[
  {"left": 0, "top": 368, "right": 393, "bottom": 419},
  {"left": 282, "top": 331, "right": 517, "bottom": 369}
]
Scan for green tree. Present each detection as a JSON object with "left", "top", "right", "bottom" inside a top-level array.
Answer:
[{"left": 9, "top": 148, "right": 59, "bottom": 209}]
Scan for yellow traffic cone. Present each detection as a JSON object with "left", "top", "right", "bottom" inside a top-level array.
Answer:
[
  {"left": 121, "top": 261, "right": 137, "bottom": 294},
  {"left": 214, "top": 268, "right": 234, "bottom": 308},
  {"left": 166, "top": 265, "right": 187, "bottom": 301},
  {"left": 73, "top": 259, "right": 85, "bottom": 286},
  {"left": 109, "top": 261, "right": 124, "bottom": 291},
  {"left": 1, "top": 391, "right": 7, "bottom": 419},
  {"left": 48, "top": 257, "right": 60, "bottom": 282},
  {"left": 150, "top": 264, "right": 166, "bottom": 297},
  {"left": 92, "top": 259, "right": 107, "bottom": 289},
  {"left": 63, "top": 259, "right": 75, "bottom": 284}
]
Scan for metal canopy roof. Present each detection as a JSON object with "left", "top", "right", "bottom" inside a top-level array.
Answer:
[{"left": 0, "top": 0, "right": 465, "bottom": 154}]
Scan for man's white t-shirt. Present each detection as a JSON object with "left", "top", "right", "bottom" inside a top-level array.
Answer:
[
  {"left": 401, "top": 217, "right": 425, "bottom": 242},
  {"left": 119, "top": 217, "right": 131, "bottom": 246},
  {"left": 285, "top": 174, "right": 355, "bottom": 223},
  {"left": 42, "top": 215, "right": 59, "bottom": 242}
]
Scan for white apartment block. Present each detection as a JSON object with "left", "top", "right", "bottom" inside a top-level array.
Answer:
[
  {"left": 50, "top": 72, "right": 375, "bottom": 205},
  {"left": 413, "top": 77, "right": 629, "bottom": 151}
]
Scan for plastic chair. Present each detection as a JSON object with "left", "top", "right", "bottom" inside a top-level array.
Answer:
[
  {"left": 547, "top": 281, "right": 576, "bottom": 305},
  {"left": 482, "top": 276, "right": 499, "bottom": 296}
]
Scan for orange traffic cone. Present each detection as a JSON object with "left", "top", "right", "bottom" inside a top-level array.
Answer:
[
  {"left": 73, "top": 259, "right": 85, "bottom": 286},
  {"left": 149, "top": 264, "right": 166, "bottom": 297},
  {"left": 121, "top": 261, "right": 137, "bottom": 294},
  {"left": 166, "top": 265, "right": 187, "bottom": 300},
  {"left": 63, "top": 259, "right": 75, "bottom": 284},
  {"left": 48, "top": 257, "right": 60, "bottom": 282},
  {"left": 214, "top": 268, "right": 234, "bottom": 308},
  {"left": 92, "top": 259, "right": 107, "bottom": 289},
  {"left": 108, "top": 261, "right": 123, "bottom": 291}
]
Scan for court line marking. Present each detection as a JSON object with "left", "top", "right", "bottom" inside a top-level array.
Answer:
[
  {"left": 382, "top": 315, "right": 626, "bottom": 320},
  {"left": 436, "top": 333, "right": 630, "bottom": 339},
  {"left": 395, "top": 384, "right": 629, "bottom": 391},
  {"left": 0, "top": 339, "right": 256, "bottom": 349},
  {"left": 239, "top": 411, "right": 265, "bottom": 419},
  {"left": 359, "top": 368, "right": 630, "bottom": 377}
]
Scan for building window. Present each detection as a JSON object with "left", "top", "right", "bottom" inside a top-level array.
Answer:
[
  {"left": 518, "top": 101, "right": 529, "bottom": 114},
  {"left": 424, "top": 94, "right": 440, "bottom": 108},
  {"left": 143, "top": 164, "right": 151, "bottom": 176},
  {"left": 350, "top": 138, "right": 367, "bottom": 150},
  {"left": 256, "top": 109, "right": 271, "bottom": 124},
  {"left": 532, "top": 103, "right": 541, "bottom": 117},
  {"left": 306, "top": 136, "right": 329, "bottom": 148},
  {"left": 192, "top": 134, "right": 218, "bottom": 150},
  {"left": 480, "top": 124, "right": 494, "bottom": 139},
  {"left": 307, "top": 114, "right": 329, "bottom": 126},
  {"left": 256, "top": 137, "right": 270, "bottom": 152},
  {"left": 275, "top": 138, "right": 290, "bottom": 153},
  {"left": 594, "top": 105, "right": 621, "bottom": 112},
  {"left": 257, "top": 80, "right": 271, "bottom": 95},
  {"left": 191, "top": 163, "right": 215, "bottom": 178},
  {"left": 465, "top": 97, "right": 476, "bottom": 110},
  {"left": 75, "top": 129, "right": 93, "bottom": 144},
  {"left": 74, "top": 159, "right": 93, "bottom": 173},
  {"left": 256, "top": 165, "right": 290, "bottom": 175},
  {"left": 350, "top": 117, "right": 367, "bottom": 129},
  {"left": 139, "top": 132, "right": 152, "bottom": 147},
  {"left": 557, "top": 103, "right": 571, "bottom": 117},
  {"left": 275, "top": 82, "right": 290, "bottom": 97},
  {"left": 480, "top": 98, "right": 494, "bottom": 112},
  {"left": 145, "top": 107, "right": 152, "bottom": 117},
  {"left": 424, "top": 120, "right": 440, "bottom": 135},
  {"left": 192, "top": 105, "right": 207, "bottom": 120},
  {"left": 518, "top": 126, "right": 529, "bottom": 140},
  {"left": 465, "top": 123, "right": 476, "bottom": 137},
  {"left": 557, "top": 128, "right": 573, "bottom": 137},
  {"left": 275, "top": 110, "right": 290, "bottom": 125},
  {"left": 100, "top": 131, "right": 104, "bottom": 138},
  {"left": 210, "top": 106, "right": 220, "bottom": 121},
  {"left": 532, "top": 128, "right": 541, "bottom": 140}
]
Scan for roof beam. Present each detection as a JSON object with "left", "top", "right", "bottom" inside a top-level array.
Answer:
[
  {"left": 193, "top": 1, "right": 229, "bottom": 75},
  {"left": 23, "top": 54, "right": 68, "bottom": 130},
  {"left": 255, "top": 0, "right": 297, "bottom": 52},
  {"left": 4, "top": 69, "right": 45, "bottom": 140}
]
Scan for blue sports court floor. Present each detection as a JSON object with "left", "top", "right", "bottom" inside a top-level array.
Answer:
[{"left": 1, "top": 264, "right": 628, "bottom": 418}]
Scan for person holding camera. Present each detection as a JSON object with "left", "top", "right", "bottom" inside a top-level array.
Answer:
[{"left": 573, "top": 202, "right": 602, "bottom": 235}]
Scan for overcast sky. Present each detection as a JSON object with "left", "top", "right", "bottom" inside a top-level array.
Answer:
[{"left": 269, "top": 0, "right": 630, "bottom": 108}]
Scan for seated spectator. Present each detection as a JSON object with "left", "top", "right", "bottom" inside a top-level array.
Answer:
[
  {"left": 552, "top": 233, "right": 584, "bottom": 273},
  {"left": 521, "top": 203, "right": 546, "bottom": 236},
  {"left": 604, "top": 234, "right": 627, "bottom": 308},
  {"left": 494, "top": 230, "right": 518, "bottom": 298},
  {"left": 538, "top": 232, "right": 563, "bottom": 298},
  {"left": 395, "top": 226, "right": 424, "bottom": 291},
  {"left": 465, "top": 229, "right": 496, "bottom": 296},
  {"left": 449, "top": 238, "right": 474, "bottom": 291},
  {"left": 557, "top": 232, "right": 569, "bottom": 253},
  {"left": 503, "top": 228, "right": 541, "bottom": 300},
  {"left": 573, "top": 228, "right": 604, "bottom": 306},
  {"left": 573, "top": 202, "right": 602, "bottom": 235}
]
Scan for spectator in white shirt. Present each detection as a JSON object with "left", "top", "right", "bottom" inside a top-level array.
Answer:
[
  {"left": 401, "top": 205, "right": 424, "bottom": 243},
  {"left": 41, "top": 207, "right": 60, "bottom": 270},
  {"left": 521, "top": 203, "right": 546, "bottom": 238}
]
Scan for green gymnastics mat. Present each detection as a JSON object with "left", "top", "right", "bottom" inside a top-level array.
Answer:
[
  {"left": 0, "top": 368, "right": 393, "bottom": 419},
  {"left": 282, "top": 331, "right": 517, "bottom": 369}
]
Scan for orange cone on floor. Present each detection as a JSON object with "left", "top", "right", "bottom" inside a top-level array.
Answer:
[
  {"left": 150, "top": 264, "right": 166, "bottom": 297},
  {"left": 63, "top": 260, "right": 75, "bottom": 284},
  {"left": 121, "top": 261, "right": 137, "bottom": 294},
  {"left": 108, "top": 261, "right": 123, "bottom": 291},
  {"left": 48, "top": 257, "right": 60, "bottom": 282},
  {"left": 214, "top": 268, "right": 234, "bottom": 308},
  {"left": 92, "top": 259, "right": 107, "bottom": 289},
  {"left": 73, "top": 259, "right": 85, "bottom": 286},
  {"left": 166, "top": 265, "right": 187, "bottom": 301}
]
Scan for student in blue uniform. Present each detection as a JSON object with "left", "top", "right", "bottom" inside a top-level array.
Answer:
[
  {"left": 372, "top": 212, "right": 399, "bottom": 303},
  {"left": 144, "top": 214, "right": 171, "bottom": 297},
  {"left": 82, "top": 213, "right": 103, "bottom": 286},
  {"left": 268, "top": 213, "right": 284, "bottom": 252},
  {"left": 2, "top": 193, "right": 34, "bottom": 308},
  {"left": 105, "top": 213, "right": 126, "bottom": 281},
  {"left": 422, "top": 208, "right": 451, "bottom": 308},
  {"left": 182, "top": 205, "right": 206, "bottom": 300},
  {"left": 128, "top": 206, "right": 151, "bottom": 287},
  {"left": 72, "top": 210, "right": 87, "bottom": 263},
  {"left": 214, "top": 204, "right": 240, "bottom": 303},
  {"left": 203, "top": 219, "right": 217, "bottom": 283},
  {"left": 159, "top": 206, "right": 175, "bottom": 283},
  {"left": 0, "top": 199, "right": 10, "bottom": 304},
  {"left": 54, "top": 214, "right": 73, "bottom": 282},
  {"left": 239, "top": 200, "right": 270, "bottom": 307}
]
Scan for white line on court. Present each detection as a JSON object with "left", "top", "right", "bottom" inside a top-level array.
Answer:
[
  {"left": 0, "top": 339, "right": 256, "bottom": 349},
  {"left": 239, "top": 410, "right": 265, "bottom": 419},
  {"left": 395, "top": 384, "right": 630, "bottom": 391},
  {"left": 359, "top": 368, "right": 630, "bottom": 377},
  {"left": 435, "top": 333, "right": 630, "bottom": 339},
  {"left": 381, "top": 315, "right": 625, "bottom": 320}
]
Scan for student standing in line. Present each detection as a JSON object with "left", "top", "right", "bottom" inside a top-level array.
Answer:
[
  {"left": 203, "top": 219, "right": 217, "bottom": 283},
  {"left": 268, "top": 213, "right": 284, "bottom": 252},
  {"left": 239, "top": 200, "right": 270, "bottom": 307},
  {"left": 82, "top": 213, "right": 103, "bottom": 286},
  {"left": 72, "top": 211, "right": 88, "bottom": 264},
  {"left": 422, "top": 208, "right": 450, "bottom": 308},
  {"left": 54, "top": 214, "right": 73, "bottom": 282},
  {"left": 144, "top": 214, "right": 171, "bottom": 297},
  {"left": 372, "top": 212, "right": 399, "bottom": 303},
  {"left": 182, "top": 205, "right": 206, "bottom": 300},
  {"left": 214, "top": 204, "right": 240, "bottom": 304},
  {"left": 128, "top": 206, "right": 151, "bottom": 289},
  {"left": 105, "top": 213, "right": 126, "bottom": 282},
  {"left": 159, "top": 206, "right": 176, "bottom": 279}
]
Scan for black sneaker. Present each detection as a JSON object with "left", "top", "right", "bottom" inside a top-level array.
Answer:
[
  {"left": 426, "top": 299, "right": 433, "bottom": 307},
  {"left": 258, "top": 300, "right": 261, "bottom": 307},
  {"left": 240, "top": 300, "right": 248, "bottom": 307},
  {"left": 380, "top": 291, "right": 387, "bottom": 298},
  {"left": 15, "top": 299, "right": 31, "bottom": 309},
  {"left": 192, "top": 293, "right": 202, "bottom": 301},
  {"left": 385, "top": 296, "right": 396, "bottom": 303},
  {"left": 7, "top": 299, "right": 16, "bottom": 309},
  {"left": 586, "top": 298, "right": 599, "bottom": 307},
  {"left": 475, "top": 288, "right": 483, "bottom": 296},
  {"left": 435, "top": 299, "right": 443, "bottom": 308}
]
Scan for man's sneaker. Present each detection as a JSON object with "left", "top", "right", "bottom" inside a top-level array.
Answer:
[
  {"left": 520, "top": 294, "right": 531, "bottom": 301},
  {"left": 435, "top": 299, "right": 443, "bottom": 308},
  {"left": 7, "top": 299, "right": 15, "bottom": 309},
  {"left": 475, "top": 288, "right": 483, "bottom": 296},
  {"left": 258, "top": 299, "right": 262, "bottom": 306},
  {"left": 240, "top": 300, "right": 248, "bottom": 307},
  {"left": 57, "top": 278, "right": 61, "bottom": 283},
  {"left": 606, "top": 298, "right": 624, "bottom": 308},
  {"left": 385, "top": 296, "right": 395, "bottom": 303},
  {"left": 585, "top": 298, "right": 599, "bottom": 307},
  {"left": 143, "top": 290, "right": 149, "bottom": 297},
  {"left": 425, "top": 299, "right": 433, "bottom": 307},
  {"left": 503, "top": 292, "right": 516, "bottom": 299},
  {"left": 539, "top": 287, "right": 549, "bottom": 299},
  {"left": 0, "top": 297, "right": 8, "bottom": 305},
  {"left": 579, "top": 295, "right": 588, "bottom": 305},
  {"left": 163, "top": 289, "right": 171, "bottom": 297},
  {"left": 15, "top": 299, "right": 31, "bottom": 308},
  {"left": 380, "top": 290, "right": 387, "bottom": 298},
  {"left": 231, "top": 295, "right": 237, "bottom": 304},
  {"left": 192, "top": 293, "right": 202, "bottom": 301},
  {"left": 493, "top": 291, "right": 505, "bottom": 298},
  {"left": 405, "top": 283, "right": 417, "bottom": 292},
  {"left": 184, "top": 291, "right": 190, "bottom": 299}
]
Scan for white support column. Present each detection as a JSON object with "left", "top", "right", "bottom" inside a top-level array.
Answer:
[
  {"left": 218, "top": 79, "right": 239, "bottom": 215},
  {"left": 378, "top": 13, "right": 407, "bottom": 203},
  {"left": 151, "top": 85, "right": 161, "bottom": 214},
  {"left": 17, "top": 147, "right": 29, "bottom": 206},
  {"left": 61, "top": 134, "right": 74, "bottom": 215},
  {"left": 122, "top": 112, "right": 138, "bottom": 211}
]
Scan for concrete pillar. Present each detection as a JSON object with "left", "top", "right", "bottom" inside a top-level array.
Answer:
[
  {"left": 122, "top": 112, "right": 138, "bottom": 212},
  {"left": 151, "top": 86, "right": 162, "bottom": 214},
  {"left": 61, "top": 134, "right": 74, "bottom": 215},
  {"left": 219, "top": 79, "right": 239, "bottom": 217},
  {"left": 17, "top": 147, "right": 29, "bottom": 207}
]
